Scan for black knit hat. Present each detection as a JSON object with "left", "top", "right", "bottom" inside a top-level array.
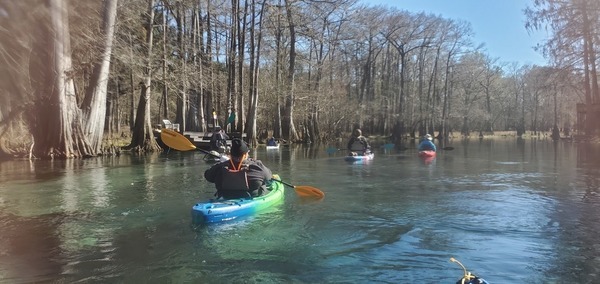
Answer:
[{"left": 230, "top": 138, "right": 249, "bottom": 157}]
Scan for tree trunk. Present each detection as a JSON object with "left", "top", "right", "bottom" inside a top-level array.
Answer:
[
  {"left": 175, "top": 5, "right": 187, "bottom": 132},
  {"left": 129, "top": 33, "right": 136, "bottom": 131},
  {"left": 29, "top": 0, "right": 93, "bottom": 159},
  {"left": 126, "top": 0, "right": 160, "bottom": 152},
  {"left": 552, "top": 84, "right": 559, "bottom": 140},
  {"left": 283, "top": 0, "right": 299, "bottom": 141},
  {"left": 191, "top": 4, "right": 204, "bottom": 132},
  {"left": 112, "top": 75, "right": 121, "bottom": 135},
  {"left": 161, "top": 6, "right": 169, "bottom": 119},
  {"left": 236, "top": 0, "right": 247, "bottom": 135},
  {"left": 246, "top": 0, "right": 265, "bottom": 145},
  {"left": 226, "top": 0, "right": 237, "bottom": 131},
  {"left": 81, "top": 0, "right": 118, "bottom": 154},
  {"left": 205, "top": 0, "right": 213, "bottom": 132},
  {"left": 274, "top": 1, "right": 283, "bottom": 139}
]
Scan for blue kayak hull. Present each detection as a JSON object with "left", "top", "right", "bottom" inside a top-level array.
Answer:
[{"left": 191, "top": 178, "right": 284, "bottom": 223}]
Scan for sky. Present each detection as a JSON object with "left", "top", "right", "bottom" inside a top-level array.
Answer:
[{"left": 362, "top": 0, "right": 549, "bottom": 67}]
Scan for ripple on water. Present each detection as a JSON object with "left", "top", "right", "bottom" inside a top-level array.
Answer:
[{"left": 424, "top": 184, "right": 559, "bottom": 281}]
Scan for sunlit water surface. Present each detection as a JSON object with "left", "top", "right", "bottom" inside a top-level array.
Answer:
[{"left": 1, "top": 138, "right": 600, "bottom": 283}]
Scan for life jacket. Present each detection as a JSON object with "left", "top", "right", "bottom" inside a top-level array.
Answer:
[
  {"left": 419, "top": 140, "right": 435, "bottom": 151},
  {"left": 349, "top": 138, "right": 366, "bottom": 152},
  {"left": 218, "top": 159, "right": 251, "bottom": 199},
  {"left": 215, "top": 133, "right": 227, "bottom": 146}
]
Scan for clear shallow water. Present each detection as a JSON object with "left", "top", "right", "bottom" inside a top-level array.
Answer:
[{"left": 1, "top": 138, "right": 600, "bottom": 283}]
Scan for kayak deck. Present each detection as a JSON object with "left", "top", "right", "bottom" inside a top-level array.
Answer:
[
  {"left": 203, "top": 150, "right": 229, "bottom": 162},
  {"left": 191, "top": 177, "right": 284, "bottom": 223},
  {"left": 344, "top": 152, "right": 375, "bottom": 162},
  {"left": 266, "top": 144, "right": 280, "bottom": 150}
]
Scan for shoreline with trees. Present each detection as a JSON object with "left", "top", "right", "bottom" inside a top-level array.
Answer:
[{"left": 0, "top": 0, "right": 598, "bottom": 161}]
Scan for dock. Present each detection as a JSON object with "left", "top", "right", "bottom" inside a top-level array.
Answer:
[
  {"left": 155, "top": 119, "right": 245, "bottom": 150},
  {"left": 176, "top": 131, "right": 245, "bottom": 150}
]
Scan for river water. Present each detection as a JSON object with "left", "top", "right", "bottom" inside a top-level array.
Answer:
[{"left": 1, "top": 138, "right": 600, "bottom": 283}]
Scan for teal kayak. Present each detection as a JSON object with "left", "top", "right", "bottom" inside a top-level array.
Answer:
[
  {"left": 344, "top": 152, "right": 374, "bottom": 163},
  {"left": 191, "top": 176, "right": 284, "bottom": 223}
]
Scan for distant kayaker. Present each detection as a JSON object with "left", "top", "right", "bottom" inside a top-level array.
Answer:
[
  {"left": 210, "top": 126, "right": 229, "bottom": 153},
  {"left": 267, "top": 137, "right": 277, "bottom": 146},
  {"left": 347, "top": 128, "right": 371, "bottom": 156},
  {"left": 204, "top": 138, "right": 273, "bottom": 199},
  {"left": 418, "top": 134, "right": 437, "bottom": 151}
]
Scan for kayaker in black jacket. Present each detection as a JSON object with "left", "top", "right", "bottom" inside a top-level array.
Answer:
[
  {"left": 347, "top": 128, "right": 371, "bottom": 156},
  {"left": 209, "top": 126, "right": 229, "bottom": 153},
  {"left": 267, "top": 137, "right": 277, "bottom": 146},
  {"left": 204, "top": 138, "right": 273, "bottom": 199}
]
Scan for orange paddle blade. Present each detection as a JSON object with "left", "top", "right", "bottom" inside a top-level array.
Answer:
[
  {"left": 294, "top": 185, "right": 325, "bottom": 199},
  {"left": 160, "top": 128, "right": 197, "bottom": 151}
]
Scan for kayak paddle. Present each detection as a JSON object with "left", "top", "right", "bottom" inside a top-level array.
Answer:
[
  {"left": 272, "top": 178, "right": 324, "bottom": 199},
  {"left": 450, "top": 257, "right": 489, "bottom": 284},
  {"left": 160, "top": 128, "right": 325, "bottom": 199},
  {"left": 161, "top": 128, "right": 228, "bottom": 161},
  {"left": 161, "top": 128, "right": 205, "bottom": 152}
]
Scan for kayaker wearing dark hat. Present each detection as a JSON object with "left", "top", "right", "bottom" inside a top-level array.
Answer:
[
  {"left": 209, "top": 126, "right": 229, "bottom": 153},
  {"left": 347, "top": 128, "right": 371, "bottom": 156},
  {"left": 204, "top": 138, "right": 273, "bottom": 199}
]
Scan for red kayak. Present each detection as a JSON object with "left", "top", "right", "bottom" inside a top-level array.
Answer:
[{"left": 418, "top": 150, "right": 436, "bottom": 158}]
